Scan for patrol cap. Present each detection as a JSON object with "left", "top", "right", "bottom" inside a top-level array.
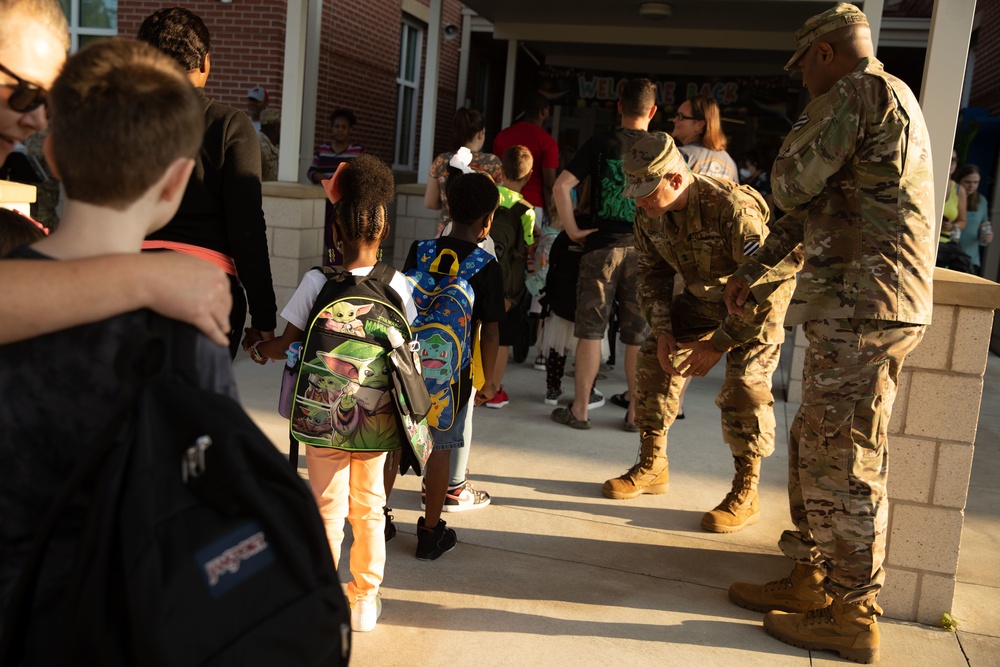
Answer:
[
  {"left": 785, "top": 3, "right": 869, "bottom": 71},
  {"left": 622, "top": 132, "right": 689, "bottom": 199}
]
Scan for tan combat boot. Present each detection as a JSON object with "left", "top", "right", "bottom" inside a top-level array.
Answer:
[
  {"left": 602, "top": 434, "right": 668, "bottom": 499},
  {"left": 728, "top": 562, "right": 832, "bottom": 613},
  {"left": 763, "top": 599, "right": 882, "bottom": 664},
  {"left": 701, "top": 455, "right": 761, "bottom": 533}
]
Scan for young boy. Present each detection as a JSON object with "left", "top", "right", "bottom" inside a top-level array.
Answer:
[
  {"left": 396, "top": 170, "right": 505, "bottom": 559},
  {"left": 0, "top": 39, "right": 235, "bottom": 659},
  {"left": 484, "top": 144, "right": 536, "bottom": 410}
]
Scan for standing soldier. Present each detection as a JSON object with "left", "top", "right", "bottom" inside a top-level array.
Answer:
[
  {"left": 602, "top": 131, "right": 797, "bottom": 535},
  {"left": 725, "top": 4, "right": 935, "bottom": 663}
]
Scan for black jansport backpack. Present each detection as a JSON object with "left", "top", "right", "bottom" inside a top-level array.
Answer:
[{"left": 0, "top": 316, "right": 350, "bottom": 667}]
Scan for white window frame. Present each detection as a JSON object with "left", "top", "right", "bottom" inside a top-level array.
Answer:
[
  {"left": 62, "top": 0, "right": 118, "bottom": 52},
  {"left": 394, "top": 18, "right": 424, "bottom": 170}
]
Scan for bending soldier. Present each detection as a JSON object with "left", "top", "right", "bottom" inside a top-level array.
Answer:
[{"left": 603, "top": 132, "right": 797, "bottom": 535}]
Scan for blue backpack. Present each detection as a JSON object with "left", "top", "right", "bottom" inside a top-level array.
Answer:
[{"left": 405, "top": 239, "right": 490, "bottom": 431}]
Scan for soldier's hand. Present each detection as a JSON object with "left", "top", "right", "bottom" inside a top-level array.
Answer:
[
  {"left": 724, "top": 276, "right": 751, "bottom": 317},
  {"left": 657, "top": 333, "right": 681, "bottom": 375},
  {"left": 676, "top": 340, "right": 723, "bottom": 378}
]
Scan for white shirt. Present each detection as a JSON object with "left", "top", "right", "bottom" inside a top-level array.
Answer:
[{"left": 281, "top": 266, "right": 418, "bottom": 330}]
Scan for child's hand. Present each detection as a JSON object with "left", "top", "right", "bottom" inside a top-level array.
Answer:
[{"left": 475, "top": 383, "right": 498, "bottom": 406}]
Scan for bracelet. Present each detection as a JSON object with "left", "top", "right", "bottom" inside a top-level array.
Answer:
[{"left": 250, "top": 340, "right": 267, "bottom": 363}]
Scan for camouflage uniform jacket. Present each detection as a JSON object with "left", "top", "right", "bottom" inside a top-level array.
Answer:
[
  {"left": 734, "top": 57, "right": 936, "bottom": 326},
  {"left": 634, "top": 174, "right": 795, "bottom": 352}
]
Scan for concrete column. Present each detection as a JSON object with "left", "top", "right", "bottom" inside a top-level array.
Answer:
[
  {"left": 261, "top": 182, "right": 327, "bottom": 329},
  {"left": 456, "top": 8, "right": 474, "bottom": 110},
  {"left": 278, "top": 0, "right": 308, "bottom": 183},
  {"left": 863, "top": 0, "right": 884, "bottom": 51},
  {"left": 416, "top": 0, "right": 443, "bottom": 184},
  {"left": 296, "top": 0, "right": 323, "bottom": 184},
  {"left": 0, "top": 180, "right": 35, "bottom": 217},
  {"left": 920, "top": 0, "right": 977, "bottom": 229},
  {"left": 879, "top": 269, "right": 1000, "bottom": 622},
  {"left": 502, "top": 39, "right": 517, "bottom": 128}
]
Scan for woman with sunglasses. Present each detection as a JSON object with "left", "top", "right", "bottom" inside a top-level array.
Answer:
[
  {"left": 0, "top": 0, "right": 232, "bottom": 347},
  {"left": 670, "top": 94, "right": 739, "bottom": 183}
]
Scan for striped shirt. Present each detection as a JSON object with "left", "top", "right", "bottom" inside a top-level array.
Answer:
[{"left": 307, "top": 143, "right": 364, "bottom": 182}]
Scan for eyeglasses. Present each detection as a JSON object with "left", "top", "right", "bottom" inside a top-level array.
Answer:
[
  {"left": 674, "top": 112, "right": 700, "bottom": 122},
  {"left": 0, "top": 62, "right": 47, "bottom": 113}
]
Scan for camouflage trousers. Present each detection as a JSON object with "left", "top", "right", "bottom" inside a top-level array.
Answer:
[
  {"left": 779, "top": 318, "right": 925, "bottom": 603},
  {"left": 634, "top": 294, "right": 781, "bottom": 457}
]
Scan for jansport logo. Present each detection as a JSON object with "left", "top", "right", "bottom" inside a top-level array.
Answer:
[{"left": 195, "top": 521, "right": 276, "bottom": 598}]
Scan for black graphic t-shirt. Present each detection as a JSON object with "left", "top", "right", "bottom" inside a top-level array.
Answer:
[{"left": 566, "top": 127, "right": 649, "bottom": 251}]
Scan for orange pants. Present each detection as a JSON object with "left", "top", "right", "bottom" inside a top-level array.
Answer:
[{"left": 305, "top": 447, "right": 388, "bottom": 604}]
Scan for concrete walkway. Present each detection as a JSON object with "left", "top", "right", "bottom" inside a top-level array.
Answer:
[{"left": 233, "top": 344, "right": 1000, "bottom": 666}]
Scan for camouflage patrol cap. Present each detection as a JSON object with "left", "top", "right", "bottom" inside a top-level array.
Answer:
[
  {"left": 622, "top": 132, "right": 688, "bottom": 199},
  {"left": 785, "top": 3, "right": 869, "bottom": 71}
]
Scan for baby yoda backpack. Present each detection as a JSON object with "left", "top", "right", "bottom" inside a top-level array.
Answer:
[
  {"left": 405, "top": 239, "right": 490, "bottom": 431},
  {"left": 291, "top": 263, "right": 431, "bottom": 465}
]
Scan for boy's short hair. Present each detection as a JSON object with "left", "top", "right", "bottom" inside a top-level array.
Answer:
[
  {"left": 501, "top": 146, "right": 532, "bottom": 183},
  {"left": 48, "top": 39, "right": 203, "bottom": 209},
  {"left": 620, "top": 78, "right": 657, "bottom": 118},
  {"left": 137, "top": 7, "right": 211, "bottom": 72}
]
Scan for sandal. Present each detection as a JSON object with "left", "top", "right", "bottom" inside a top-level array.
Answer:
[
  {"left": 550, "top": 406, "right": 591, "bottom": 430},
  {"left": 623, "top": 418, "right": 639, "bottom": 433},
  {"left": 610, "top": 392, "right": 630, "bottom": 409}
]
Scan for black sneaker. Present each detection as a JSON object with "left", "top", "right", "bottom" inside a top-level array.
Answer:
[
  {"left": 384, "top": 506, "right": 396, "bottom": 543},
  {"left": 415, "top": 516, "right": 457, "bottom": 561}
]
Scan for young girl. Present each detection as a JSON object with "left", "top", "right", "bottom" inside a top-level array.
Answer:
[{"left": 250, "top": 155, "right": 415, "bottom": 632}]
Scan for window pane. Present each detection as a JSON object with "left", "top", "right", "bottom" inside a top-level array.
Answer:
[
  {"left": 404, "top": 26, "right": 418, "bottom": 82},
  {"left": 397, "top": 87, "right": 413, "bottom": 166},
  {"left": 78, "top": 33, "right": 110, "bottom": 49},
  {"left": 59, "top": 0, "right": 70, "bottom": 20},
  {"left": 398, "top": 25, "right": 407, "bottom": 75},
  {"left": 80, "top": 0, "right": 117, "bottom": 30}
]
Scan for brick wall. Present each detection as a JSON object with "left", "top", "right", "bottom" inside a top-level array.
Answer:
[
  {"left": 119, "top": 1, "right": 287, "bottom": 112},
  {"left": 969, "top": 0, "right": 1000, "bottom": 115},
  {"left": 119, "top": 0, "right": 464, "bottom": 175}
]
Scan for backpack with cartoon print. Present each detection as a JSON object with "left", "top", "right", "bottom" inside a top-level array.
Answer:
[
  {"left": 405, "top": 239, "right": 490, "bottom": 431},
  {"left": 291, "top": 263, "right": 432, "bottom": 464}
]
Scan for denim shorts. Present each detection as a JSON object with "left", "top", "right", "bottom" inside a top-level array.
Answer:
[{"left": 430, "top": 400, "right": 469, "bottom": 451}]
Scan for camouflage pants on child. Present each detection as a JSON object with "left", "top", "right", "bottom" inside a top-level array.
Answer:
[{"left": 778, "top": 318, "right": 925, "bottom": 603}]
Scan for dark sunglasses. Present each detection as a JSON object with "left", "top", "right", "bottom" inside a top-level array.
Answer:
[
  {"left": 0, "top": 62, "right": 47, "bottom": 113},
  {"left": 674, "top": 112, "right": 700, "bottom": 122}
]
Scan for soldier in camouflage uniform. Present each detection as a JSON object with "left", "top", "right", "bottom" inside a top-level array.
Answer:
[
  {"left": 725, "top": 5, "right": 935, "bottom": 663},
  {"left": 602, "top": 132, "right": 797, "bottom": 536}
]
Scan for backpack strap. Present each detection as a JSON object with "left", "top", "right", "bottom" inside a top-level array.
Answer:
[
  {"left": 455, "top": 246, "right": 491, "bottom": 283},
  {"left": 367, "top": 261, "right": 397, "bottom": 286}
]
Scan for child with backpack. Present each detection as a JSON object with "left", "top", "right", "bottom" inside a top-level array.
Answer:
[
  {"left": 483, "top": 145, "right": 536, "bottom": 409},
  {"left": 251, "top": 154, "right": 416, "bottom": 632},
  {"left": 387, "top": 169, "right": 505, "bottom": 560},
  {"left": 0, "top": 39, "right": 268, "bottom": 663}
]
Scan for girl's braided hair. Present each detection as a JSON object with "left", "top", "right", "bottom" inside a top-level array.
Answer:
[{"left": 336, "top": 154, "right": 395, "bottom": 246}]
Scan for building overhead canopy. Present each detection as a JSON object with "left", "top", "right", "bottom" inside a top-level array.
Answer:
[{"left": 459, "top": 0, "right": 914, "bottom": 76}]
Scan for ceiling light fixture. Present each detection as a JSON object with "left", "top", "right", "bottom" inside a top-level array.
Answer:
[{"left": 639, "top": 2, "right": 672, "bottom": 20}]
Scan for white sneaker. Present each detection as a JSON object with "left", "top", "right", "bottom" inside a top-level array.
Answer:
[
  {"left": 351, "top": 596, "right": 382, "bottom": 632},
  {"left": 588, "top": 389, "right": 605, "bottom": 410}
]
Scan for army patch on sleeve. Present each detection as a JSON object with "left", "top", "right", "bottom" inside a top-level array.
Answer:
[
  {"left": 792, "top": 112, "right": 809, "bottom": 131},
  {"left": 743, "top": 235, "right": 761, "bottom": 256}
]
